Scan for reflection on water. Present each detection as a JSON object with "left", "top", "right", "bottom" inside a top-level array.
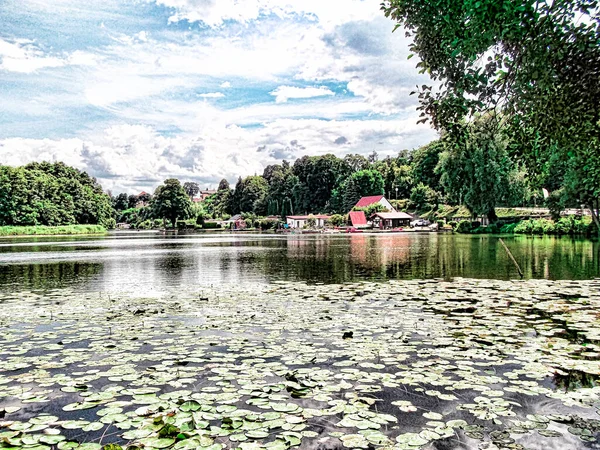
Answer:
[{"left": 0, "top": 233, "right": 598, "bottom": 293}]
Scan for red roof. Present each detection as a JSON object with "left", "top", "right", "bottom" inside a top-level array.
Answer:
[
  {"left": 349, "top": 211, "right": 367, "bottom": 226},
  {"left": 354, "top": 195, "right": 385, "bottom": 208}
]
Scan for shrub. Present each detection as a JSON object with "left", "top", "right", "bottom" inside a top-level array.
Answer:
[
  {"left": 328, "top": 214, "right": 346, "bottom": 227},
  {"left": 203, "top": 221, "right": 222, "bottom": 229},
  {"left": 500, "top": 223, "right": 518, "bottom": 233},
  {"left": 455, "top": 220, "right": 473, "bottom": 233}
]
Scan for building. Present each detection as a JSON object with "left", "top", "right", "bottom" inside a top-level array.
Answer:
[
  {"left": 349, "top": 211, "right": 368, "bottom": 228},
  {"left": 286, "top": 215, "right": 330, "bottom": 229},
  {"left": 136, "top": 191, "right": 150, "bottom": 208},
  {"left": 371, "top": 212, "right": 413, "bottom": 229},
  {"left": 354, "top": 195, "right": 396, "bottom": 212},
  {"left": 194, "top": 189, "right": 218, "bottom": 203}
]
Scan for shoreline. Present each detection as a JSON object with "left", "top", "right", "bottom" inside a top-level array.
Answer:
[{"left": 0, "top": 225, "right": 107, "bottom": 238}]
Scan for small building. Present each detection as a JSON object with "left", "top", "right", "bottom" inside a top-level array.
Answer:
[
  {"left": 193, "top": 189, "right": 218, "bottom": 203},
  {"left": 371, "top": 212, "right": 413, "bottom": 229},
  {"left": 354, "top": 195, "right": 396, "bottom": 212},
  {"left": 286, "top": 215, "right": 330, "bottom": 229},
  {"left": 349, "top": 211, "right": 368, "bottom": 228}
]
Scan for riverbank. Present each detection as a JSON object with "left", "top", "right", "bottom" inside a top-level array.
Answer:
[{"left": 0, "top": 224, "right": 107, "bottom": 236}]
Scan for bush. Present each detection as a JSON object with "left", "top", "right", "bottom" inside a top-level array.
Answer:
[
  {"left": 328, "top": 214, "right": 347, "bottom": 227},
  {"left": 500, "top": 223, "right": 518, "bottom": 233},
  {"left": 259, "top": 219, "right": 279, "bottom": 230},
  {"left": 203, "top": 221, "right": 222, "bottom": 229},
  {"left": 455, "top": 220, "right": 473, "bottom": 233},
  {"left": 436, "top": 220, "right": 444, "bottom": 229},
  {"left": 448, "top": 221, "right": 458, "bottom": 228}
]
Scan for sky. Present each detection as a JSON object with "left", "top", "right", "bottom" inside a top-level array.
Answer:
[{"left": 0, "top": 0, "right": 437, "bottom": 194}]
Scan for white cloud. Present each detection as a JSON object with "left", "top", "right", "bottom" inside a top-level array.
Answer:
[
  {"left": 269, "top": 85, "right": 335, "bottom": 103},
  {"left": 220, "top": 81, "right": 232, "bottom": 88},
  {"left": 0, "top": 119, "right": 436, "bottom": 193},
  {"left": 0, "top": 38, "right": 65, "bottom": 73},
  {"left": 198, "top": 92, "right": 225, "bottom": 98},
  {"left": 151, "top": 0, "right": 379, "bottom": 29}
]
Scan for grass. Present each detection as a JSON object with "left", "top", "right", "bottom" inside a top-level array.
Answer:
[{"left": 0, "top": 224, "right": 107, "bottom": 236}]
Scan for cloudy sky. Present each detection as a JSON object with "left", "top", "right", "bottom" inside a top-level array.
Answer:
[{"left": 0, "top": 0, "right": 437, "bottom": 193}]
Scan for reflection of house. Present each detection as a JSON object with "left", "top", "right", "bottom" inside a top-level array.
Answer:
[
  {"left": 354, "top": 195, "right": 396, "bottom": 212},
  {"left": 286, "top": 215, "right": 330, "bottom": 229},
  {"left": 349, "top": 211, "right": 368, "bottom": 228},
  {"left": 371, "top": 212, "right": 413, "bottom": 229}
]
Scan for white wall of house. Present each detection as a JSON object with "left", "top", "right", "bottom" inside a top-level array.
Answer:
[
  {"left": 378, "top": 197, "right": 396, "bottom": 212},
  {"left": 286, "top": 217, "right": 327, "bottom": 228}
]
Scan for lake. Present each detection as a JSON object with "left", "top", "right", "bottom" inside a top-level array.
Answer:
[
  {"left": 1, "top": 232, "right": 599, "bottom": 450},
  {"left": 0, "top": 232, "right": 598, "bottom": 294}
]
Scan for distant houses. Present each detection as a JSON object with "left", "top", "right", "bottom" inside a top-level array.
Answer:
[
  {"left": 351, "top": 195, "right": 413, "bottom": 230},
  {"left": 284, "top": 195, "right": 413, "bottom": 230}
]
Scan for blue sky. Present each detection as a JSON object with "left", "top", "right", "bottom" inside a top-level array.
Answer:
[{"left": 0, "top": 0, "right": 437, "bottom": 193}]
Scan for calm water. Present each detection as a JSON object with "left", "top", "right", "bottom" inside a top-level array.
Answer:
[{"left": 0, "top": 232, "right": 598, "bottom": 293}]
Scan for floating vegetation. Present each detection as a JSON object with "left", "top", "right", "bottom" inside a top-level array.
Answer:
[{"left": 1, "top": 278, "right": 600, "bottom": 449}]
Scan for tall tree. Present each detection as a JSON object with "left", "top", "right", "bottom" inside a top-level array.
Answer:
[
  {"left": 333, "top": 169, "right": 386, "bottom": 212},
  {"left": 437, "top": 117, "right": 522, "bottom": 221},
  {"left": 183, "top": 182, "right": 200, "bottom": 200},
  {"left": 113, "top": 193, "right": 129, "bottom": 211},
  {"left": 231, "top": 176, "right": 268, "bottom": 214},
  {"left": 151, "top": 179, "right": 193, "bottom": 227},
  {"left": 382, "top": 0, "right": 600, "bottom": 231}
]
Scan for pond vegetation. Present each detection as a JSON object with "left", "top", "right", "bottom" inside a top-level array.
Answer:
[{"left": 1, "top": 278, "right": 599, "bottom": 449}]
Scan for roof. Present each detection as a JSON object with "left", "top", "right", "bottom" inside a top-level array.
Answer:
[
  {"left": 138, "top": 191, "right": 148, "bottom": 196},
  {"left": 354, "top": 195, "right": 385, "bottom": 208},
  {"left": 349, "top": 211, "right": 367, "bottom": 226},
  {"left": 287, "top": 215, "right": 331, "bottom": 220},
  {"left": 372, "top": 212, "right": 413, "bottom": 220}
]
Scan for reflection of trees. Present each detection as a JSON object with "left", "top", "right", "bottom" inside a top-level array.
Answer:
[
  {"left": 0, "top": 262, "right": 102, "bottom": 292},
  {"left": 552, "top": 369, "right": 598, "bottom": 391}
]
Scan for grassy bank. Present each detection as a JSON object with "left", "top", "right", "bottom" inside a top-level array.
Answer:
[
  {"left": 454, "top": 216, "right": 596, "bottom": 236},
  {"left": 0, "top": 224, "right": 107, "bottom": 236}
]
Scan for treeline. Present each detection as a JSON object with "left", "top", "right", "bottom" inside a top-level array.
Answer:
[
  {"left": 0, "top": 162, "right": 114, "bottom": 229},
  {"left": 196, "top": 129, "right": 545, "bottom": 222}
]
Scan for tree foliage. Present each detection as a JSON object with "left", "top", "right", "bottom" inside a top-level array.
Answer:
[
  {"left": 0, "top": 162, "right": 114, "bottom": 228},
  {"left": 151, "top": 178, "right": 194, "bottom": 227},
  {"left": 382, "top": 0, "right": 600, "bottom": 230},
  {"left": 183, "top": 182, "right": 200, "bottom": 200}
]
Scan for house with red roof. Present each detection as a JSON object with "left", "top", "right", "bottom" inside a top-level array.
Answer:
[{"left": 353, "top": 195, "right": 396, "bottom": 213}]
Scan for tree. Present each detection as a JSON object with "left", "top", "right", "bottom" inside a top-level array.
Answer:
[
  {"left": 436, "top": 118, "right": 518, "bottom": 221},
  {"left": 333, "top": 169, "right": 386, "bottom": 212},
  {"left": 263, "top": 161, "right": 298, "bottom": 217},
  {"left": 151, "top": 178, "right": 193, "bottom": 228},
  {"left": 382, "top": 0, "right": 600, "bottom": 231},
  {"left": 183, "top": 182, "right": 200, "bottom": 200},
  {"left": 411, "top": 140, "right": 445, "bottom": 194},
  {"left": 218, "top": 179, "right": 230, "bottom": 191},
  {"left": 231, "top": 176, "right": 268, "bottom": 215},
  {"left": 0, "top": 162, "right": 114, "bottom": 228},
  {"left": 113, "top": 193, "right": 129, "bottom": 211},
  {"left": 127, "top": 194, "right": 138, "bottom": 209},
  {"left": 292, "top": 154, "right": 349, "bottom": 213}
]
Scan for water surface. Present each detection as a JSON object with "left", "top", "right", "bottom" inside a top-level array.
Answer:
[{"left": 0, "top": 232, "right": 598, "bottom": 293}]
